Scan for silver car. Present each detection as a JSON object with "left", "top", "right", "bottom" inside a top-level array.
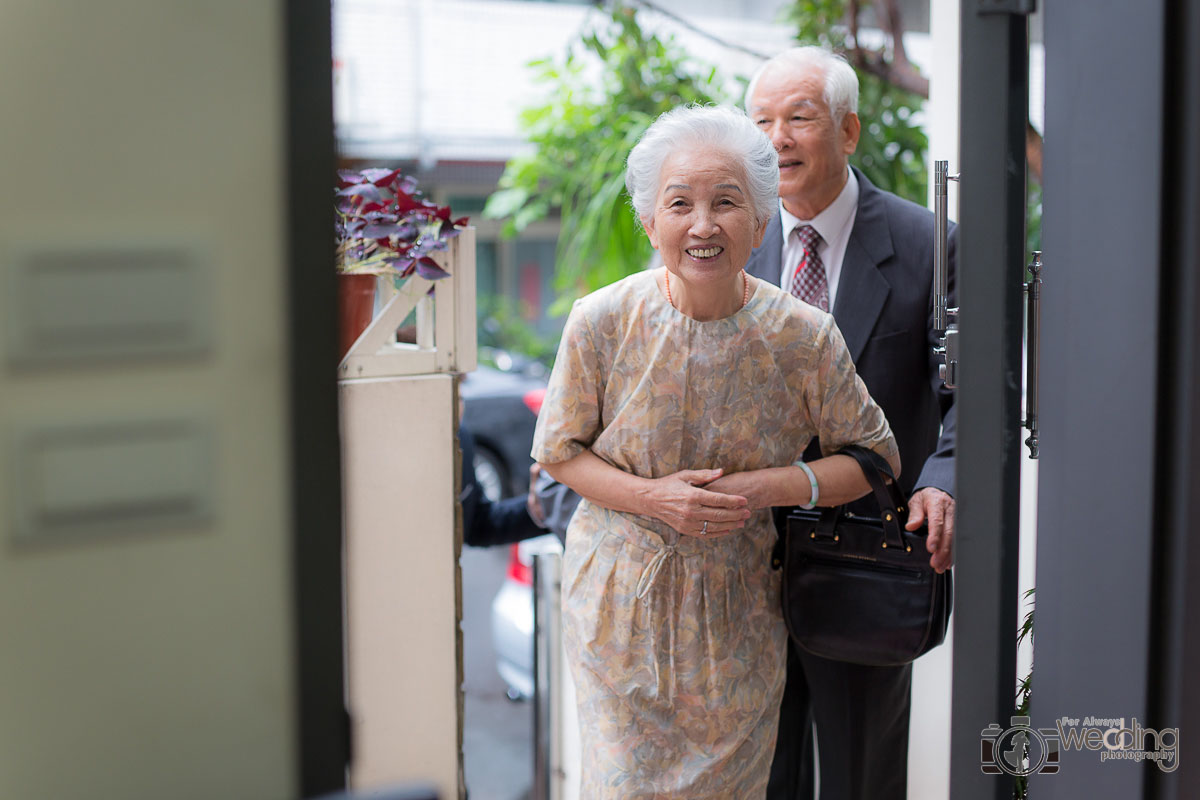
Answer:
[{"left": 490, "top": 533, "right": 562, "bottom": 699}]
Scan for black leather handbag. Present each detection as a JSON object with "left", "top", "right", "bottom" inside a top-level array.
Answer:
[{"left": 776, "top": 445, "right": 953, "bottom": 666}]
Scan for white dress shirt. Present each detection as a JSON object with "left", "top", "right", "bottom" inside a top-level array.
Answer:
[{"left": 779, "top": 167, "right": 860, "bottom": 310}]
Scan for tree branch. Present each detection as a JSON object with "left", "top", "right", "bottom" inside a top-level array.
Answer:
[
  {"left": 847, "top": 0, "right": 861, "bottom": 50},
  {"left": 850, "top": 48, "right": 930, "bottom": 97},
  {"left": 877, "top": 0, "right": 911, "bottom": 70},
  {"left": 845, "top": 0, "right": 929, "bottom": 98},
  {"left": 623, "top": 0, "right": 1036, "bottom": 177},
  {"left": 621, "top": 0, "right": 771, "bottom": 61}
]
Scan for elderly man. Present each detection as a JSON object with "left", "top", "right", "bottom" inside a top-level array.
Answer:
[{"left": 744, "top": 46, "right": 956, "bottom": 800}]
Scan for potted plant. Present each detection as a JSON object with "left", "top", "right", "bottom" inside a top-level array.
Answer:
[{"left": 335, "top": 167, "right": 468, "bottom": 357}]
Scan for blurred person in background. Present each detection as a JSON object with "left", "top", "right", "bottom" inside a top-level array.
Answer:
[{"left": 460, "top": 424, "right": 545, "bottom": 548}]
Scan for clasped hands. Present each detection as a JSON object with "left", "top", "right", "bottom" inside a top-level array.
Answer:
[
  {"left": 650, "top": 468, "right": 956, "bottom": 572},
  {"left": 643, "top": 468, "right": 752, "bottom": 539}
]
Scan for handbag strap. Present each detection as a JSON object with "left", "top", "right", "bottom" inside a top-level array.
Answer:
[{"left": 836, "top": 445, "right": 909, "bottom": 545}]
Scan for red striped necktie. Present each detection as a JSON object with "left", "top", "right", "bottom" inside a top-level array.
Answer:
[{"left": 790, "top": 224, "right": 829, "bottom": 312}]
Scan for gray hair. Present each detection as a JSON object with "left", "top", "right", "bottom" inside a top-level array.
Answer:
[
  {"left": 625, "top": 105, "right": 779, "bottom": 226},
  {"left": 744, "top": 46, "right": 859, "bottom": 125}
]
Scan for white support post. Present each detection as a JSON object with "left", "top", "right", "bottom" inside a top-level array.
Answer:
[
  {"left": 928, "top": 0, "right": 961, "bottom": 216},
  {"left": 908, "top": 5, "right": 958, "bottom": 800},
  {"left": 416, "top": 293, "right": 435, "bottom": 351},
  {"left": 339, "top": 225, "right": 476, "bottom": 800},
  {"left": 342, "top": 374, "right": 460, "bottom": 799},
  {"left": 338, "top": 227, "right": 477, "bottom": 380}
]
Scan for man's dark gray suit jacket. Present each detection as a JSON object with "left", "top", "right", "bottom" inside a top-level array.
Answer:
[{"left": 745, "top": 167, "right": 956, "bottom": 497}]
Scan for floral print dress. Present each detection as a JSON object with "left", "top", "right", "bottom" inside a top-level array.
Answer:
[{"left": 531, "top": 270, "right": 897, "bottom": 799}]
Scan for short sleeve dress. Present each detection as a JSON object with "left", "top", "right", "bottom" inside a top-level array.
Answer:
[{"left": 531, "top": 270, "right": 897, "bottom": 800}]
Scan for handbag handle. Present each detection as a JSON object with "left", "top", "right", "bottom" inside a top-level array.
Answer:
[{"left": 835, "top": 445, "right": 911, "bottom": 546}]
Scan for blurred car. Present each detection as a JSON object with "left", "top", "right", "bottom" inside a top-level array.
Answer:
[
  {"left": 490, "top": 533, "right": 563, "bottom": 700},
  {"left": 460, "top": 350, "right": 547, "bottom": 502}
]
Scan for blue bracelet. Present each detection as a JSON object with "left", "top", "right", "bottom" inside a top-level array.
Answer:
[{"left": 795, "top": 460, "right": 819, "bottom": 509}]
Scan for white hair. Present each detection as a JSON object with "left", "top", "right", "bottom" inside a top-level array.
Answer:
[
  {"left": 625, "top": 104, "right": 779, "bottom": 226},
  {"left": 744, "top": 46, "right": 859, "bottom": 125}
]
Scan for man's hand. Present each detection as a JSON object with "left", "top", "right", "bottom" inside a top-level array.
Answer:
[
  {"left": 527, "top": 463, "right": 547, "bottom": 527},
  {"left": 906, "top": 487, "right": 955, "bottom": 573}
]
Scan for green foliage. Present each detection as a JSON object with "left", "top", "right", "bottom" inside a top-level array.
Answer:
[
  {"left": 781, "top": 0, "right": 929, "bottom": 203},
  {"left": 1026, "top": 176, "right": 1043, "bottom": 264},
  {"left": 854, "top": 74, "right": 928, "bottom": 204},
  {"left": 781, "top": 0, "right": 849, "bottom": 51},
  {"left": 483, "top": 2, "right": 726, "bottom": 316},
  {"left": 477, "top": 295, "right": 560, "bottom": 367},
  {"left": 486, "top": 0, "right": 932, "bottom": 322}
]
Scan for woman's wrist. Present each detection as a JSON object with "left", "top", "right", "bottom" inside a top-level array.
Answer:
[
  {"left": 756, "top": 465, "right": 817, "bottom": 508},
  {"left": 629, "top": 475, "right": 659, "bottom": 519},
  {"left": 794, "top": 461, "right": 819, "bottom": 508},
  {"left": 747, "top": 466, "right": 806, "bottom": 509}
]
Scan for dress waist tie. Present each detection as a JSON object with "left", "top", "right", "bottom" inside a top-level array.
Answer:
[
  {"left": 634, "top": 542, "right": 679, "bottom": 703},
  {"left": 634, "top": 543, "right": 676, "bottom": 599}
]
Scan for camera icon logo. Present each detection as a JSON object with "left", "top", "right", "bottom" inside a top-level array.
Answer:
[{"left": 981, "top": 716, "right": 1060, "bottom": 777}]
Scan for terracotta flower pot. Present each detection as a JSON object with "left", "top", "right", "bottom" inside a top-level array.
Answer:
[{"left": 338, "top": 273, "right": 376, "bottom": 359}]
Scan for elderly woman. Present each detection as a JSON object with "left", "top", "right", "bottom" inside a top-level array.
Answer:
[{"left": 531, "top": 105, "right": 899, "bottom": 799}]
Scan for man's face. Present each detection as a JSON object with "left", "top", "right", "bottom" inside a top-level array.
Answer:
[{"left": 748, "top": 64, "right": 860, "bottom": 220}]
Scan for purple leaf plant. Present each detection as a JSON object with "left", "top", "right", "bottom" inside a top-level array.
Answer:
[{"left": 335, "top": 168, "right": 468, "bottom": 281}]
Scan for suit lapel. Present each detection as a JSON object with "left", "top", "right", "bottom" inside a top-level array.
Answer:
[
  {"left": 746, "top": 211, "right": 784, "bottom": 286},
  {"left": 832, "top": 169, "right": 893, "bottom": 362}
]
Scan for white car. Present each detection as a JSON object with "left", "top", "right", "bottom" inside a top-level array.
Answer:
[
  {"left": 490, "top": 532, "right": 563, "bottom": 699},
  {"left": 489, "top": 530, "right": 582, "bottom": 800}
]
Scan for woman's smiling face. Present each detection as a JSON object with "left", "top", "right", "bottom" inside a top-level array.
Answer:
[{"left": 643, "top": 146, "right": 767, "bottom": 290}]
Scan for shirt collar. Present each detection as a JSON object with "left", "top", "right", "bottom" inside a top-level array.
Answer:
[{"left": 779, "top": 166, "right": 859, "bottom": 244}]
